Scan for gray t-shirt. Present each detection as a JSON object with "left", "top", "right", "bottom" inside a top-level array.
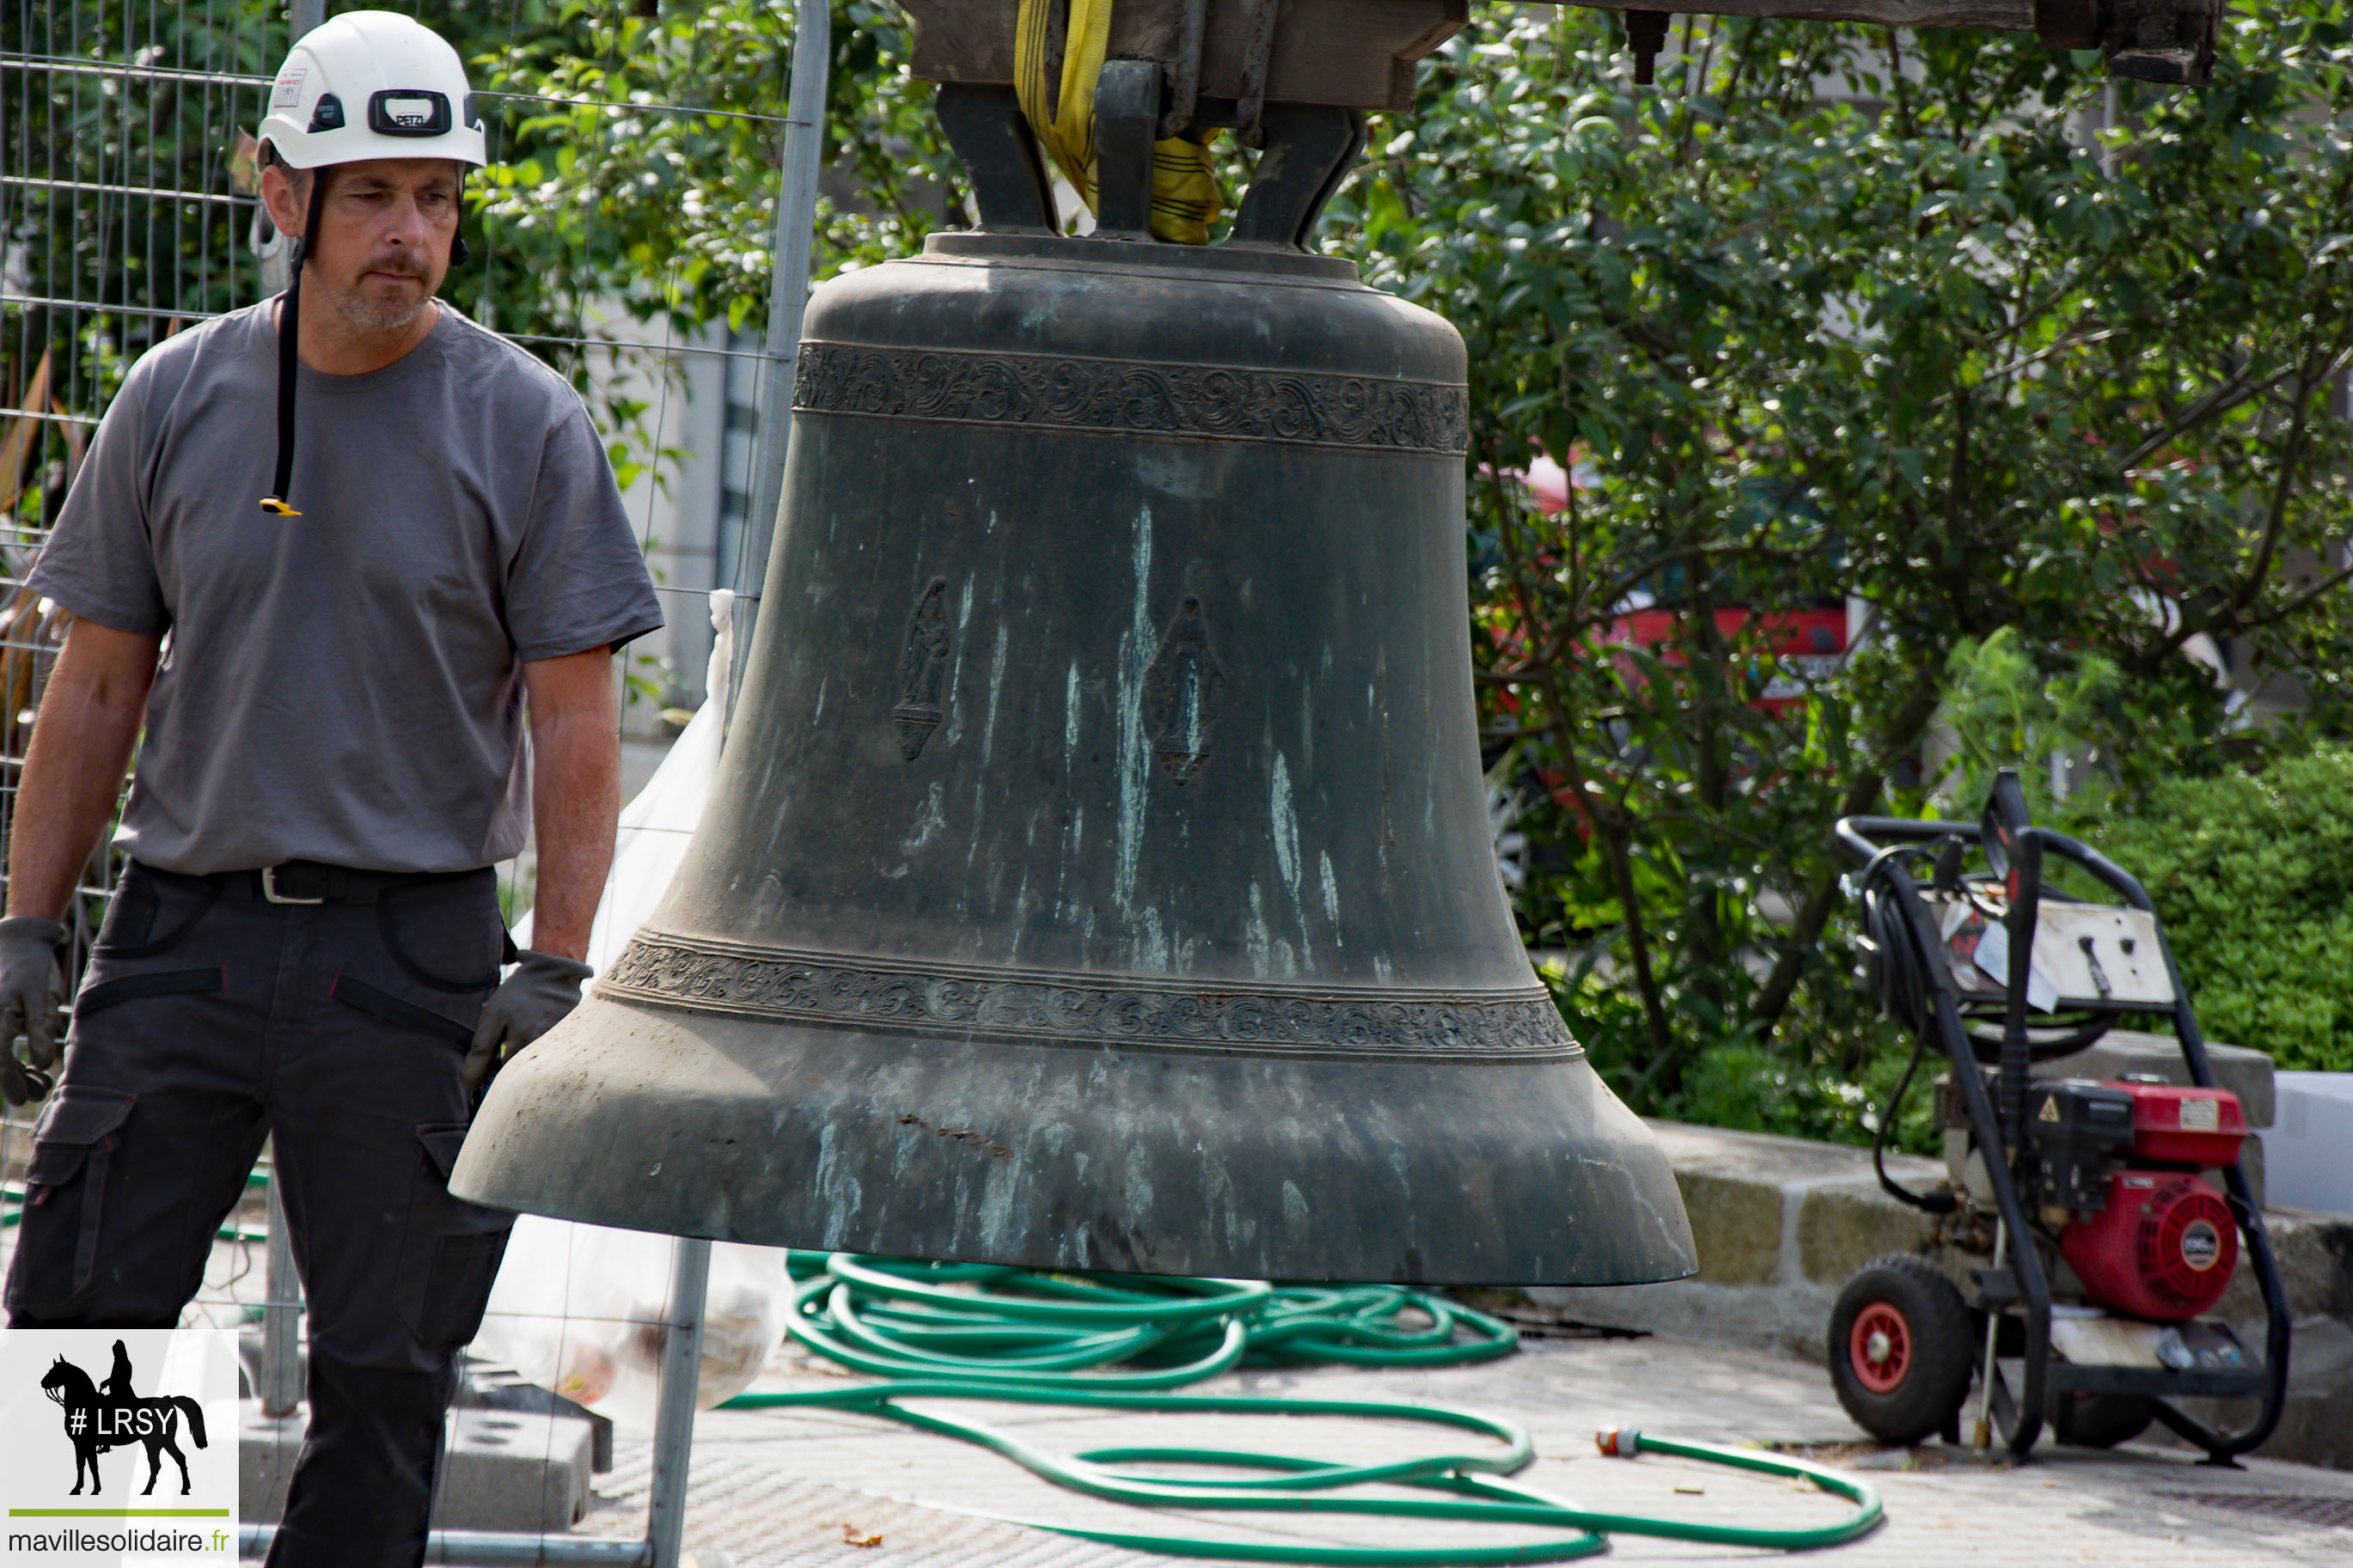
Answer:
[{"left": 29, "top": 299, "right": 663, "bottom": 876}]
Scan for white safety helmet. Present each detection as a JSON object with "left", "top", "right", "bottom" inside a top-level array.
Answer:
[{"left": 258, "top": 10, "right": 486, "bottom": 172}]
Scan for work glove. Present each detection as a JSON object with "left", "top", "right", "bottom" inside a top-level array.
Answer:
[
  {"left": 464, "top": 949, "right": 596, "bottom": 1102},
  {"left": 0, "top": 916, "right": 68, "bottom": 1107}
]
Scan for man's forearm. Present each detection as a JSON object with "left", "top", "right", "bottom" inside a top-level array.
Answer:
[
  {"left": 523, "top": 653, "right": 620, "bottom": 962},
  {"left": 7, "top": 624, "right": 156, "bottom": 922}
]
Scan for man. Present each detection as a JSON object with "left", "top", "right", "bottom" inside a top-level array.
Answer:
[{"left": 0, "top": 13, "right": 660, "bottom": 1565}]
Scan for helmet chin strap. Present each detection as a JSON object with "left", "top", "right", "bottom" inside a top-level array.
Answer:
[{"left": 260, "top": 169, "right": 330, "bottom": 517}]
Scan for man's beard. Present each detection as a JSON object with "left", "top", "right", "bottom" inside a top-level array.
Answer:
[{"left": 324, "top": 265, "right": 434, "bottom": 333}]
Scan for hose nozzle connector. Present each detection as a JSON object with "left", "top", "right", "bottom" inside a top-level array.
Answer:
[{"left": 1596, "top": 1426, "right": 1641, "bottom": 1458}]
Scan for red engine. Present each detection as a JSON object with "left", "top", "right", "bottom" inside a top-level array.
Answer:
[
  {"left": 2060, "top": 1170, "right": 2240, "bottom": 1321},
  {"left": 2029, "top": 1078, "right": 2246, "bottom": 1322}
]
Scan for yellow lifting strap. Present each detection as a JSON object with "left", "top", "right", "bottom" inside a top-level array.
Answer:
[{"left": 1014, "top": 0, "right": 1221, "bottom": 245}]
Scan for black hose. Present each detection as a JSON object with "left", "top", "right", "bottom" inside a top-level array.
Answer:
[
  {"left": 1871, "top": 1034, "right": 1954, "bottom": 1213},
  {"left": 1857, "top": 844, "right": 2112, "bottom": 1065},
  {"left": 1854, "top": 845, "right": 1934, "bottom": 1036},
  {"left": 1851, "top": 847, "right": 1959, "bottom": 1213}
]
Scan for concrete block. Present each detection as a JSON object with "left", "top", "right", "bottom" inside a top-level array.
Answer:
[
  {"left": 2216, "top": 1209, "right": 2353, "bottom": 1324},
  {"left": 1795, "top": 1180, "right": 1936, "bottom": 1285},
  {"left": 2239, "top": 1132, "right": 2269, "bottom": 1214},
  {"left": 1676, "top": 1169, "right": 1783, "bottom": 1285},
  {"left": 240, "top": 1400, "right": 593, "bottom": 1530},
  {"left": 1527, "top": 1122, "right": 1945, "bottom": 1363}
]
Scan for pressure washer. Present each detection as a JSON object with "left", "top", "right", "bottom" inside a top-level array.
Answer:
[{"left": 1831, "top": 769, "right": 2291, "bottom": 1459}]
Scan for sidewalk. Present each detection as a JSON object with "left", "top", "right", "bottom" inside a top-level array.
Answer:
[{"left": 571, "top": 1332, "right": 2353, "bottom": 1565}]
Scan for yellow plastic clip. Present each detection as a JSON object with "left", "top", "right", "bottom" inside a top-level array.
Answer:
[{"left": 258, "top": 497, "right": 301, "bottom": 516}]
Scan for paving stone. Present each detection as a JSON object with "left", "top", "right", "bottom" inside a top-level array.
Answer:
[{"left": 586, "top": 1335, "right": 2353, "bottom": 1565}]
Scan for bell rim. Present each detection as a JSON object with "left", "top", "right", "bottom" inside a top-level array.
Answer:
[{"left": 455, "top": 993, "right": 1699, "bottom": 1287}]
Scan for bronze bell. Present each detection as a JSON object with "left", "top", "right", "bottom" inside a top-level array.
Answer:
[{"left": 452, "top": 9, "right": 1695, "bottom": 1285}]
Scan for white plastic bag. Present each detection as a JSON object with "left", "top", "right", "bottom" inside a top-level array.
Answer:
[
  {"left": 471, "top": 1217, "right": 789, "bottom": 1434},
  {"left": 478, "top": 592, "right": 784, "bottom": 1431}
]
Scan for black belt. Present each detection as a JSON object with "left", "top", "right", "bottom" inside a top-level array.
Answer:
[{"left": 140, "top": 859, "right": 492, "bottom": 906}]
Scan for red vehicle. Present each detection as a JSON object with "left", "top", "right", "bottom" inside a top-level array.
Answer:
[{"left": 1506, "top": 451, "right": 1855, "bottom": 717}]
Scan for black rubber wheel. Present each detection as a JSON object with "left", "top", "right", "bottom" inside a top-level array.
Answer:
[
  {"left": 1828, "top": 1254, "right": 1975, "bottom": 1446},
  {"left": 2051, "top": 1391, "right": 2157, "bottom": 1449}
]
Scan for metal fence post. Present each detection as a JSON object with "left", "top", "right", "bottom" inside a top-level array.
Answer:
[
  {"left": 645, "top": 1237, "right": 712, "bottom": 1568},
  {"left": 725, "top": 0, "right": 832, "bottom": 722},
  {"left": 260, "top": 1177, "right": 303, "bottom": 1417},
  {"left": 256, "top": 0, "right": 322, "bottom": 1425}
]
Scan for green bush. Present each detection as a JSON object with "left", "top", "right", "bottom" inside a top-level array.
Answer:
[
  {"left": 1543, "top": 746, "right": 2353, "bottom": 1151},
  {"left": 2060, "top": 747, "right": 2353, "bottom": 1071}
]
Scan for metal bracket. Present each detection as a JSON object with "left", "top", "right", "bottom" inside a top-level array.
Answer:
[
  {"left": 935, "top": 82, "right": 1057, "bottom": 232},
  {"left": 2106, "top": 0, "right": 2218, "bottom": 83},
  {"left": 1092, "top": 58, "right": 1164, "bottom": 238},
  {"left": 1624, "top": 10, "right": 1671, "bottom": 85},
  {"left": 1226, "top": 104, "right": 1365, "bottom": 251}
]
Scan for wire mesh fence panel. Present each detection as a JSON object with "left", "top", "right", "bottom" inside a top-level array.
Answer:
[
  {"left": 0, "top": 3, "right": 293, "bottom": 1305},
  {"left": 0, "top": 8, "right": 793, "bottom": 1484}
]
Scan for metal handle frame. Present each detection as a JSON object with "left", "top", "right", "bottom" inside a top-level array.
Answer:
[{"left": 1836, "top": 812, "right": 2291, "bottom": 1461}]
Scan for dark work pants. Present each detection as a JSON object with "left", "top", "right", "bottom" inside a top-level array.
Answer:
[{"left": 4, "top": 862, "right": 516, "bottom": 1568}]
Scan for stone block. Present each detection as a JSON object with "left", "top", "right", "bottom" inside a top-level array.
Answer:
[
  {"left": 2237, "top": 1132, "right": 2268, "bottom": 1213},
  {"left": 240, "top": 1401, "right": 593, "bottom": 1531},
  {"left": 1674, "top": 1168, "right": 1783, "bottom": 1286},
  {"left": 1795, "top": 1180, "right": 1937, "bottom": 1285}
]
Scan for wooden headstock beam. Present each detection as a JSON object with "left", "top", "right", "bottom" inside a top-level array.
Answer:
[{"left": 896, "top": 0, "right": 2209, "bottom": 123}]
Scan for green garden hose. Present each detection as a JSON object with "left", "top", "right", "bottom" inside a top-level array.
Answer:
[{"left": 720, "top": 1252, "right": 1881, "bottom": 1562}]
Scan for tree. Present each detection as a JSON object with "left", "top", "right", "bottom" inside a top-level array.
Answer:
[{"left": 1329, "top": 3, "right": 2353, "bottom": 1130}]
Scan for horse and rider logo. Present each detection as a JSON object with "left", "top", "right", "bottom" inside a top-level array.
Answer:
[{"left": 38, "top": 1339, "right": 210, "bottom": 1495}]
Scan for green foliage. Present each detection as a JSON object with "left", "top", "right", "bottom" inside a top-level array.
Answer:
[
  {"left": 2061, "top": 747, "right": 2353, "bottom": 1071},
  {"left": 5, "top": 2, "right": 962, "bottom": 526},
  {"left": 1339, "top": 5, "right": 2353, "bottom": 1135},
  {"left": 443, "top": 0, "right": 960, "bottom": 349},
  {"left": 3, "top": 6, "right": 282, "bottom": 449},
  {"left": 1938, "top": 628, "right": 2132, "bottom": 814}
]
